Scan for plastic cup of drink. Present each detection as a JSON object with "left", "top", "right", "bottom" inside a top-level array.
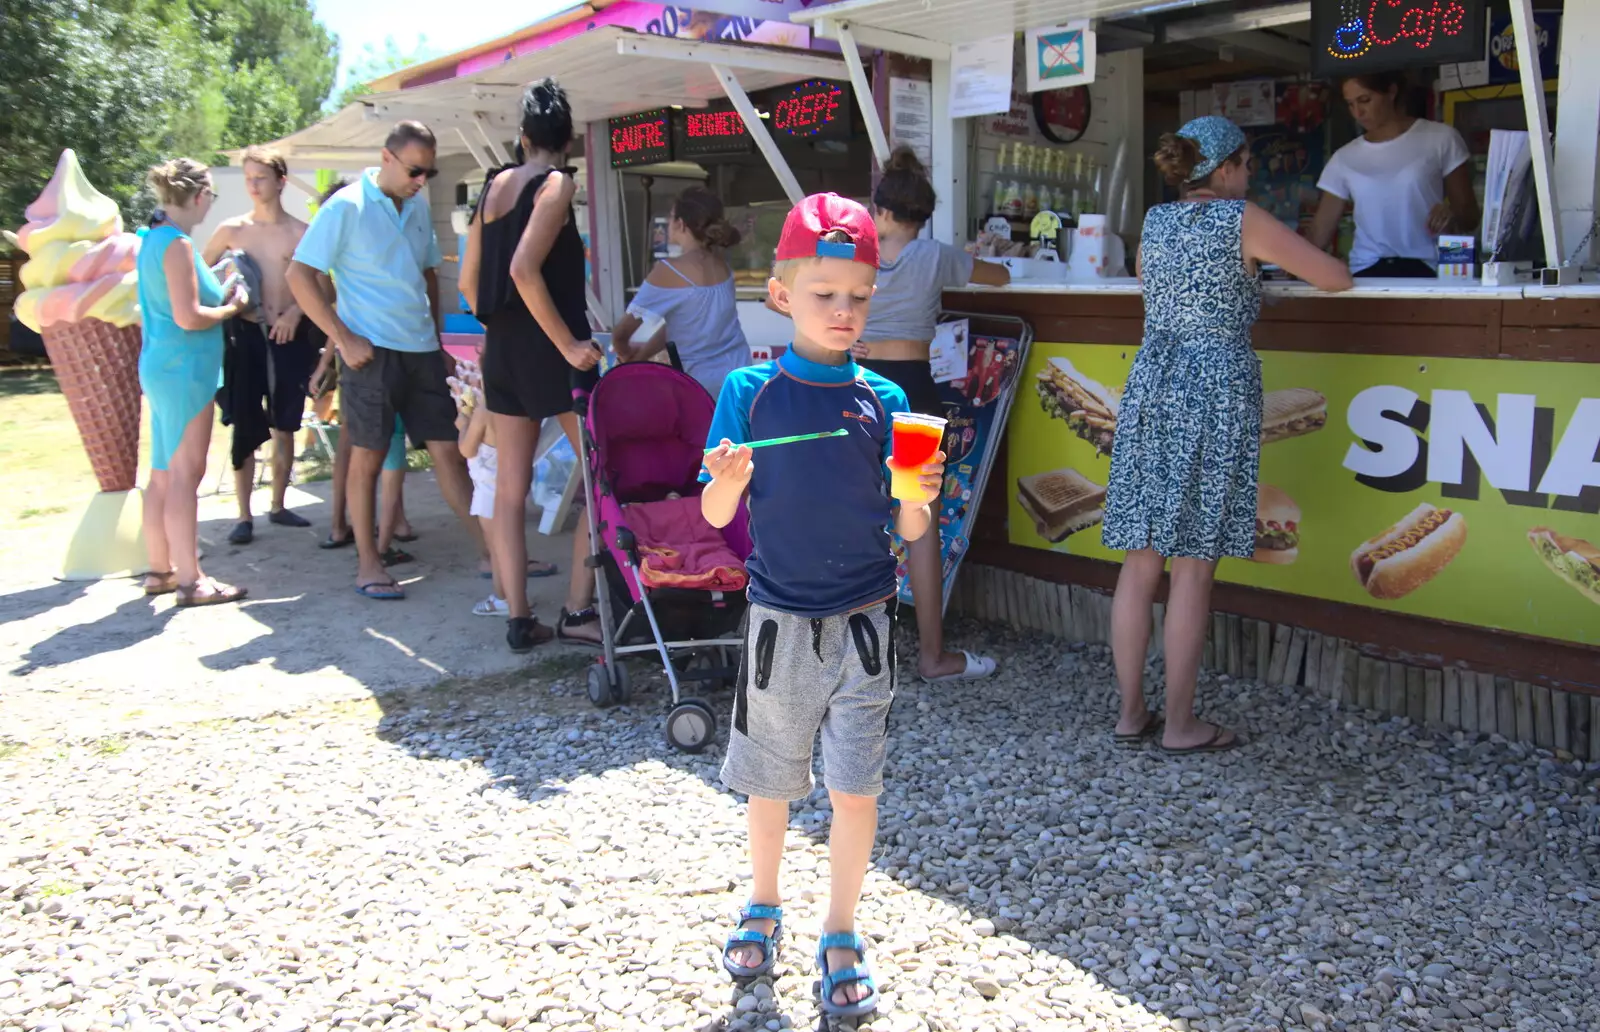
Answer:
[{"left": 888, "top": 412, "right": 946, "bottom": 500}]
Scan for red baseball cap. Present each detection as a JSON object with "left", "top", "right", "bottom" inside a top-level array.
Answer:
[{"left": 774, "top": 192, "right": 879, "bottom": 268}]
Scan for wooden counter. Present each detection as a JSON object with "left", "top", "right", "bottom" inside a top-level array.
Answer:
[{"left": 945, "top": 286, "right": 1600, "bottom": 701}]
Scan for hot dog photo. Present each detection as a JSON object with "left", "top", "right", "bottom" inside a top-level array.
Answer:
[{"left": 1350, "top": 502, "right": 1466, "bottom": 600}]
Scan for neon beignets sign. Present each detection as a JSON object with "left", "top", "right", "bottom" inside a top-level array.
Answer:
[{"left": 1312, "top": 0, "right": 1486, "bottom": 76}]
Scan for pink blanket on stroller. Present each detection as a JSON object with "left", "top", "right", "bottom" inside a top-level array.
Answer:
[{"left": 624, "top": 496, "right": 748, "bottom": 592}]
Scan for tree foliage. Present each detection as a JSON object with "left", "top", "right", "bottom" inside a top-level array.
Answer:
[
  {"left": 329, "top": 36, "right": 442, "bottom": 113},
  {"left": 0, "top": 0, "right": 338, "bottom": 237}
]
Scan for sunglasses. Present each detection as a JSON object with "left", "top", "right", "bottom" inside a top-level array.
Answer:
[{"left": 386, "top": 149, "right": 439, "bottom": 180}]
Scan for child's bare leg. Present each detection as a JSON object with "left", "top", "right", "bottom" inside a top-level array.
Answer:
[
  {"left": 823, "top": 790, "right": 877, "bottom": 1005},
  {"left": 479, "top": 515, "right": 504, "bottom": 599},
  {"left": 726, "top": 796, "right": 788, "bottom": 970}
]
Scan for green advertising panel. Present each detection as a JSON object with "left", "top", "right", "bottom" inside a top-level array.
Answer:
[{"left": 1009, "top": 342, "right": 1600, "bottom": 646}]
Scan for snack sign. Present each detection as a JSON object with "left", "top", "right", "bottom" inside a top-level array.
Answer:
[{"left": 1007, "top": 343, "right": 1600, "bottom": 646}]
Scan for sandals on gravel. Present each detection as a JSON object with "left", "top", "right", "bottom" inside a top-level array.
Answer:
[
  {"left": 815, "top": 930, "right": 879, "bottom": 1018},
  {"left": 1161, "top": 722, "right": 1242, "bottom": 754},
  {"left": 381, "top": 546, "right": 416, "bottom": 567},
  {"left": 175, "top": 579, "right": 247, "bottom": 607},
  {"left": 556, "top": 607, "right": 604, "bottom": 649},
  {"left": 918, "top": 650, "right": 997, "bottom": 684},
  {"left": 722, "top": 903, "right": 783, "bottom": 980},
  {"left": 143, "top": 571, "right": 178, "bottom": 596},
  {"left": 1114, "top": 711, "right": 1164, "bottom": 746}
]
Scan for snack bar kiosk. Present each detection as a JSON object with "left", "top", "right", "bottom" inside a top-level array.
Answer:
[{"left": 793, "top": 0, "right": 1600, "bottom": 756}]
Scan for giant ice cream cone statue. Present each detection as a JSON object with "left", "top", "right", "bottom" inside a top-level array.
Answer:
[{"left": 10, "top": 150, "right": 147, "bottom": 579}]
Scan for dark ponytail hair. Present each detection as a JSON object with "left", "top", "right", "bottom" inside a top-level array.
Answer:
[
  {"left": 520, "top": 78, "right": 573, "bottom": 153},
  {"left": 673, "top": 186, "right": 741, "bottom": 249},
  {"left": 872, "top": 146, "right": 937, "bottom": 226}
]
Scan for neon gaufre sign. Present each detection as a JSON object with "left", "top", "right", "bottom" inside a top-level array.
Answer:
[{"left": 1343, "top": 387, "right": 1600, "bottom": 510}]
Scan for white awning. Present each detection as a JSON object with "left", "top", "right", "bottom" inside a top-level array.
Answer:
[{"left": 258, "top": 26, "right": 848, "bottom": 165}]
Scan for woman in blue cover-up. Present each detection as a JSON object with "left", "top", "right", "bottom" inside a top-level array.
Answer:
[
  {"left": 1102, "top": 117, "right": 1350, "bottom": 753},
  {"left": 137, "top": 158, "right": 250, "bottom": 606}
]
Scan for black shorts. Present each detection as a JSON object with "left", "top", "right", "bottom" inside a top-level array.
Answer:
[
  {"left": 228, "top": 317, "right": 323, "bottom": 432},
  {"left": 860, "top": 358, "right": 943, "bottom": 416},
  {"left": 338, "top": 347, "right": 457, "bottom": 453},
  {"left": 481, "top": 313, "right": 599, "bottom": 420}
]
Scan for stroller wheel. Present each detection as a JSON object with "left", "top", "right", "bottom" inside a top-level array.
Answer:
[
  {"left": 610, "top": 662, "right": 631, "bottom": 705},
  {"left": 587, "top": 664, "right": 617, "bottom": 709},
  {"left": 666, "top": 699, "right": 716, "bottom": 754}
]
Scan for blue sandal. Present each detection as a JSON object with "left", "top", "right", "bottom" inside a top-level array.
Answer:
[
  {"left": 816, "top": 931, "right": 879, "bottom": 1018},
  {"left": 722, "top": 902, "right": 783, "bottom": 979}
]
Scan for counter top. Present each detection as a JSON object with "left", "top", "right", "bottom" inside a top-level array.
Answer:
[{"left": 948, "top": 277, "right": 1534, "bottom": 301}]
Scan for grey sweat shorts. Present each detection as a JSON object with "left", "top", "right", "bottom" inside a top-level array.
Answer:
[{"left": 721, "top": 598, "right": 898, "bottom": 801}]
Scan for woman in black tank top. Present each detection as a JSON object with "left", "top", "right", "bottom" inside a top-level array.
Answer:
[{"left": 461, "top": 78, "right": 604, "bottom": 653}]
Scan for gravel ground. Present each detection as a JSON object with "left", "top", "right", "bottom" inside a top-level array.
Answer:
[{"left": 2, "top": 624, "right": 1598, "bottom": 1032}]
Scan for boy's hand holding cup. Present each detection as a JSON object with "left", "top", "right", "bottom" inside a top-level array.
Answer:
[{"left": 886, "top": 412, "right": 948, "bottom": 506}]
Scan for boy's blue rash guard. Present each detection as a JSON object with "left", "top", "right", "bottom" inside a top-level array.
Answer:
[{"left": 702, "top": 348, "right": 910, "bottom": 618}]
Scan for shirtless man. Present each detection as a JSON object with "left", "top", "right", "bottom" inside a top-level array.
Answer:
[{"left": 204, "top": 145, "right": 322, "bottom": 544}]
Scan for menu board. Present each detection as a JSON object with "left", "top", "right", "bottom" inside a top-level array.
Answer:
[
  {"left": 610, "top": 108, "right": 674, "bottom": 168},
  {"left": 769, "top": 79, "right": 849, "bottom": 141},
  {"left": 1310, "top": 0, "right": 1487, "bottom": 77},
  {"left": 677, "top": 103, "right": 753, "bottom": 158}
]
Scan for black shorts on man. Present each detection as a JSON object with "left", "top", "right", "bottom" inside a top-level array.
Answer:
[{"left": 337, "top": 346, "right": 457, "bottom": 453}]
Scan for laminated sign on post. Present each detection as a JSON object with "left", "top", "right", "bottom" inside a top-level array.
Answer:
[
  {"left": 1025, "top": 22, "right": 1095, "bottom": 92},
  {"left": 1311, "top": 0, "right": 1487, "bottom": 78}
]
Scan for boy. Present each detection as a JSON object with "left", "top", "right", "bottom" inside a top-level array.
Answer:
[{"left": 700, "top": 193, "right": 944, "bottom": 1018}]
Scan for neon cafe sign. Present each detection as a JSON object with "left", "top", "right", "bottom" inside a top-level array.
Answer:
[{"left": 1316, "top": 0, "right": 1484, "bottom": 74}]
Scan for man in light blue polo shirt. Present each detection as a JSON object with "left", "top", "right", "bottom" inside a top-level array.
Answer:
[{"left": 288, "top": 120, "right": 484, "bottom": 600}]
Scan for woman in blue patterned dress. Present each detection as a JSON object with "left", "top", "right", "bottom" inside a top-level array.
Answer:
[{"left": 1103, "top": 117, "right": 1351, "bottom": 752}]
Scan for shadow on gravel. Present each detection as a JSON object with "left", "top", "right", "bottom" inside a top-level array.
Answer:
[
  {"left": 366, "top": 617, "right": 1600, "bottom": 1032},
  {"left": 10, "top": 595, "right": 175, "bottom": 676},
  {"left": 0, "top": 579, "right": 88, "bottom": 628}
]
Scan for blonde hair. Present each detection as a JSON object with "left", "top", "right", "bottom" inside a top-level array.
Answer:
[
  {"left": 148, "top": 158, "right": 211, "bottom": 208},
  {"left": 771, "top": 228, "right": 856, "bottom": 285}
]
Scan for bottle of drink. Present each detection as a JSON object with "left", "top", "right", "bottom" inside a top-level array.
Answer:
[
  {"left": 992, "top": 143, "right": 1009, "bottom": 214},
  {"left": 1021, "top": 146, "right": 1040, "bottom": 218}
]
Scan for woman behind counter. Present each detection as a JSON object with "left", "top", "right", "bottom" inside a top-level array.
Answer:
[
  {"left": 1105, "top": 117, "right": 1351, "bottom": 753},
  {"left": 612, "top": 186, "right": 749, "bottom": 397},
  {"left": 856, "top": 147, "right": 1011, "bottom": 683},
  {"left": 137, "top": 158, "right": 251, "bottom": 606},
  {"left": 1308, "top": 72, "right": 1479, "bottom": 277}
]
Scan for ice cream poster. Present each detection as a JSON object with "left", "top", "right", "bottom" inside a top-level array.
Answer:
[
  {"left": 890, "top": 330, "right": 1031, "bottom": 611},
  {"left": 1007, "top": 341, "right": 1600, "bottom": 647}
]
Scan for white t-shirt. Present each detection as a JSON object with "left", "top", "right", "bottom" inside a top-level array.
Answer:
[{"left": 1316, "top": 119, "right": 1471, "bottom": 273}]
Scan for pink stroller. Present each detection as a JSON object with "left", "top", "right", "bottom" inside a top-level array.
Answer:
[{"left": 575, "top": 361, "right": 751, "bottom": 752}]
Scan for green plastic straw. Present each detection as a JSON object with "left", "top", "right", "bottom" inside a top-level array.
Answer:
[{"left": 706, "top": 428, "right": 848, "bottom": 453}]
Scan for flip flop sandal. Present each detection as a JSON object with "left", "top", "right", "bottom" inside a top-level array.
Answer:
[
  {"left": 918, "top": 650, "right": 998, "bottom": 684},
  {"left": 394, "top": 530, "right": 419, "bottom": 543},
  {"left": 722, "top": 903, "right": 783, "bottom": 980},
  {"left": 479, "top": 560, "right": 560, "bottom": 580},
  {"left": 815, "top": 931, "right": 880, "bottom": 1018},
  {"left": 175, "top": 580, "right": 247, "bottom": 607},
  {"left": 381, "top": 547, "right": 415, "bottom": 566},
  {"left": 555, "top": 607, "right": 604, "bottom": 650},
  {"left": 143, "top": 571, "right": 178, "bottom": 596},
  {"left": 1162, "top": 723, "right": 1242, "bottom": 755},
  {"left": 1114, "top": 712, "right": 1164, "bottom": 746},
  {"left": 355, "top": 581, "right": 405, "bottom": 600},
  {"left": 319, "top": 531, "right": 355, "bottom": 550}
]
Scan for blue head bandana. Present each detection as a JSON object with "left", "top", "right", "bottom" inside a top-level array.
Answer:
[{"left": 1176, "top": 115, "right": 1247, "bottom": 184}]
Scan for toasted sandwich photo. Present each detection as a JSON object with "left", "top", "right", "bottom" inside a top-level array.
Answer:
[
  {"left": 1036, "top": 357, "right": 1119, "bottom": 456},
  {"left": 1528, "top": 527, "right": 1600, "bottom": 606},
  {"left": 1016, "top": 468, "right": 1106, "bottom": 542},
  {"left": 1261, "top": 388, "right": 1327, "bottom": 444}
]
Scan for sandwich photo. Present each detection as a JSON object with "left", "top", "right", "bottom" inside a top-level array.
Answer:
[
  {"left": 1251, "top": 484, "right": 1301, "bottom": 564},
  {"left": 1261, "top": 388, "right": 1327, "bottom": 444},
  {"left": 1036, "top": 357, "right": 1119, "bottom": 456},
  {"left": 1349, "top": 502, "right": 1466, "bottom": 600},
  {"left": 1016, "top": 468, "right": 1106, "bottom": 543},
  {"left": 1527, "top": 527, "right": 1600, "bottom": 606}
]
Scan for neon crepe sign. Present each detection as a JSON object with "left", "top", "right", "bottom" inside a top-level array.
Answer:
[{"left": 1313, "top": 0, "right": 1485, "bottom": 75}]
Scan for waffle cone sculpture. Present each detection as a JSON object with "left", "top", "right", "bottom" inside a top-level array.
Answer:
[{"left": 11, "top": 150, "right": 143, "bottom": 492}]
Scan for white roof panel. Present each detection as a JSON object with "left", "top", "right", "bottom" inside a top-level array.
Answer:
[
  {"left": 796, "top": 0, "right": 1223, "bottom": 44},
  {"left": 259, "top": 27, "right": 847, "bottom": 164}
]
